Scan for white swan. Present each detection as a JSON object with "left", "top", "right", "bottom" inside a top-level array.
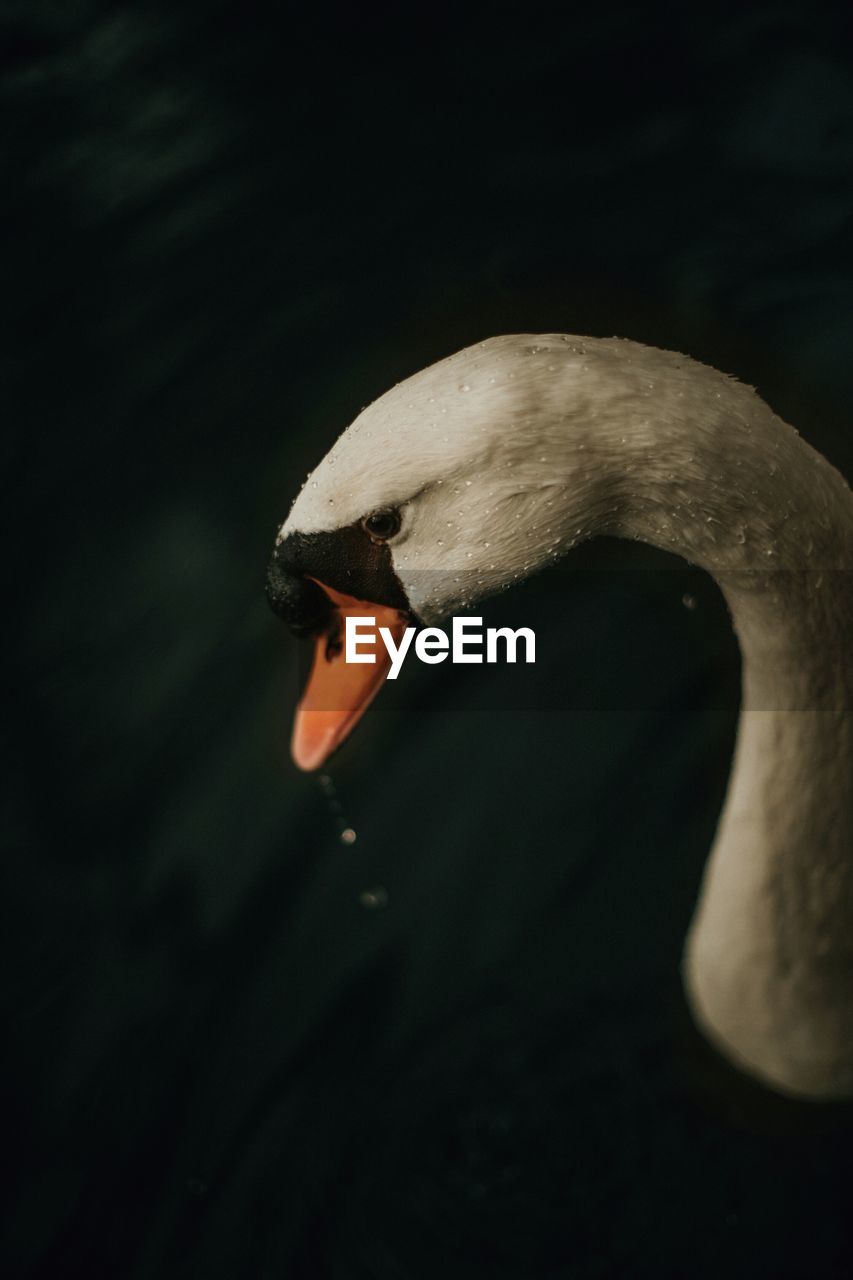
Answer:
[{"left": 269, "top": 334, "right": 853, "bottom": 1102}]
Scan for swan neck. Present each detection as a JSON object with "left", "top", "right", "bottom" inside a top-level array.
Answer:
[{"left": 603, "top": 383, "right": 853, "bottom": 1099}]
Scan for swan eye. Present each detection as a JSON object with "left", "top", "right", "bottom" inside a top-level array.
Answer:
[{"left": 361, "top": 508, "right": 402, "bottom": 542}]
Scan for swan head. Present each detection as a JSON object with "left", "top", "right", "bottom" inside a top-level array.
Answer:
[
  {"left": 272, "top": 335, "right": 620, "bottom": 614},
  {"left": 269, "top": 334, "right": 630, "bottom": 768}
]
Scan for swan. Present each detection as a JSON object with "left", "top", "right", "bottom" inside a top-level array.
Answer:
[{"left": 266, "top": 334, "right": 853, "bottom": 1102}]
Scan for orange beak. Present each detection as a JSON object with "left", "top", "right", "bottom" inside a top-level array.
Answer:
[{"left": 291, "top": 582, "right": 410, "bottom": 771}]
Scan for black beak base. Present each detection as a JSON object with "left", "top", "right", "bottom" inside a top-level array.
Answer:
[
  {"left": 266, "top": 525, "right": 411, "bottom": 637},
  {"left": 265, "top": 555, "right": 332, "bottom": 637}
]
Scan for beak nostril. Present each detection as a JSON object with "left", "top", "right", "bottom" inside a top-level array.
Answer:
[{"left": 265, "top": 560, "right": 332, "bottom": 636}]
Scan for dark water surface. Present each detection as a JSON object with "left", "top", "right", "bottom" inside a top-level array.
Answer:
[{"left": 4, "top": 3, "right": 853, "bottom": 1276}]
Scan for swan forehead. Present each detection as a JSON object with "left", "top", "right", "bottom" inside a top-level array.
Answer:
[
  {"left": 275, "top": 332, "right": 660, "bottom": 537},
  {"left": 281, "top": 335, "right": 595, "bottom": 537}
]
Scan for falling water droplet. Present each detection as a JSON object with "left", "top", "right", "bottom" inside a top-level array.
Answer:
[
  {"left": 317, "top": 774, "right": 357, "bottom": 846},
  {"left": 359, "top": 887, "right": 388, "bottom": 909}
]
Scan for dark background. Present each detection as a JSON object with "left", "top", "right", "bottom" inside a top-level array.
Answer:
[{"left": 3, "top": 2, "right": 853, "bottom": 1276}]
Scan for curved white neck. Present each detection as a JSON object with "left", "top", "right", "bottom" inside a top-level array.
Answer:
[{"left": 591, "top": 369, "right": 853, "bottom": 1098}]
